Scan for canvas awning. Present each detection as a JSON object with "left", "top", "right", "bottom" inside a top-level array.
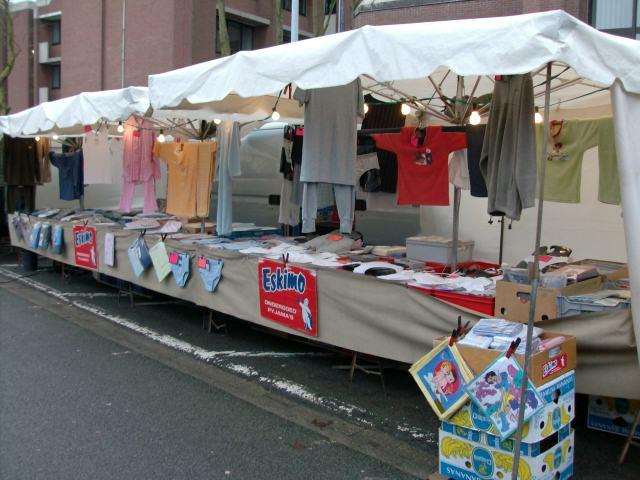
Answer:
[
  {"left": 0, "top": 86, "right": 150, "bottom": 137},
  {"left": 147, "top": 10, "right": 640, "bottom": 363}
]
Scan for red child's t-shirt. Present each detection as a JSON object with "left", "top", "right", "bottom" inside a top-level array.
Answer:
[{"left": 371, "top": 126, "right": 467, "bottom": 206}]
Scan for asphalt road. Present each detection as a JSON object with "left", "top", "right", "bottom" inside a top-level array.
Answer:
[
  {"left": 0, "top": 286, "right": 416, "bottom": 480},
  {"left": 1, "top": 257, "right": 639, "bottom": 479}
]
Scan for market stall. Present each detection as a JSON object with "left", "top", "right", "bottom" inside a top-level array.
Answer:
[
  {"left": 3, "top": 10, "right": 640, "bottom": 478},
  {"left": 148, "top": 9, "right": 640, "bottom": 361}
]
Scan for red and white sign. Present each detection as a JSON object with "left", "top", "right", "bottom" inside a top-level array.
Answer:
[
  {"left": 542, "top": 353, "right": 569, "bottom": 379},
  {"left": 72, "top": 225, "right": 99, "bottom": 270},
  {"left": 258, "top": 259, "right": 318, "bottom": 336}
]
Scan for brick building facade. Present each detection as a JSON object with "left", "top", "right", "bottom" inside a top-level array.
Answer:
[
  {"left": 6, "top": 0, "right": 638, "bottom": 114},
  {"left": 7, "top": 0, "right": 346, "bottom": 113}
]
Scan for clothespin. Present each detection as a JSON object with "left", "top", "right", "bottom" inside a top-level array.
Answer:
[
  {"left": 283, "top": 83, "right": 292, "bottom": 99},
  {"left": 282, "top": 253, "right": 289, "bottom": 267},
  {"left": 161, "top": 233, "right": 168, "bottom": 242},
  {"left": 488, "top": 216, "right": 494, "bottom": 225},
  {"left": 506, "top": 337, "right": 521, "bottom": 358},
  {"left": 508, "top": 220, "right": 513, "bottom": 230},
  {"left": 82, "top": 219, "right": 89, "bottom": 227},
  {"left": 141, "top": 229, "right": 146, "bottom": 237},
  {"left": 449, "top": 328, "right": 458, "bottom": 347}
]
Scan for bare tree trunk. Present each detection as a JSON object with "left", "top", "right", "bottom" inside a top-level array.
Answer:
[
  {"left": 274, "top": 0, "right": 284, "bottom": 45},
  {"left": 216, "top": 0, "right": 231, "bottom": 57},
  {"left": 312, "top": 0, "right": 320, "bottom": 36},
  {"left": 322, "top": 0, "right": 337, "bottom": 35},
  {"left": 0, "top": 0, "right": 20, "bottom": 114}
]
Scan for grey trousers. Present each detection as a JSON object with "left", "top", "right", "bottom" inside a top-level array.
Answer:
[
  {"left": 479, "top": 73, "right": 536, "bottom": 221},
  {"left": 301, "top": 183, "right": 355, "bottom": 234}
]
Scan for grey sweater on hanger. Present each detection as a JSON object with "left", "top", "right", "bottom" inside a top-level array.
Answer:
[{"left": 479, "top": 74, "right": 537, "bottom": 221}]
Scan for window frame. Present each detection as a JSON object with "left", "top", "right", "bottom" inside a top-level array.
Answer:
[
  {"left": 50, "top": 64, "right": 61, "bottom": 90},
  {"left": 283, "top": 0, "right": 307, "bottom": 17},
  {"left": 215, "top": 15, "right": 255, "bottom": 55},
  {"left": 51, "top": 19, "right": 61, "bottom": 45},
  {"left": 589, "top": 0, "right": 640, "bottom": 38}
]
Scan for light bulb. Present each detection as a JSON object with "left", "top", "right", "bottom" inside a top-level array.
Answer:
[
  {"left": 35, "top": 136, "right": 41, "bottom": 142},
  {"left": 534, "top": 107, "right": 543, "bottom": 124},
  {"left": 400, "top": 103, "right": 411, "bottom": 116},
  {"left": 469, "top": 110, "right": 481, "bottom": 126},
  {"left": 271, "top": 110, "right": 281, "bottom": 121},
  {"left": 363, "top": 103, "right": 369, "bottom": 115},
  {"left": 213, "top": 118, "right": 222, "bottom": 125},
  {"left": 157, "top": 130, "right": 166, "bottom": 143},
  {"left": 52, "top": 134, "right": 59, "bottom": 140},
  {"left": 117, "top": 121, "right": 124, "bottom": 133}
]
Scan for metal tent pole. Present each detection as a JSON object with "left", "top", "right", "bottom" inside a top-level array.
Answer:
[
  {"left": 451, "top": 76, "right": 464, "bottom": 272},
  {"left": 291, "top": 0, "right": 299, "bottom": 42},
  {"left": 510, "top": 62, "right": 553, "bottom": 480}
]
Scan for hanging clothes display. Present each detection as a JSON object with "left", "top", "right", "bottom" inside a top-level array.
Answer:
[
  {"left": 480, "top": 74, "right": 536, "bottom": 220},
  {"left": 36, "top": 137, "right": 51, "bottom": 184},
  {"left": 154, "top": 141, "right": 217, "bottom": 218},
  {"left": 49, "top": 150, "right": 84, "bottom": 201},
  {"left": 3, "top": 137, "right": 39, "bottom": 186},
  {"left": 82, "top": 127, "right": 121, "bottom": 184},
  {"left": 360, "top": 94, "right": 404, "bottom": 194},
  {"left": 448, "top": 149, "right": 470, "bottom": 190},
  {"left": 278, "top": 129, "right": 301, "bottom": 227},
  {"left": 371, "top": 126, "right": 467, "bottom": 206},
  {"left": 3, "top": 137, "right": 39, "bottom": 212},
  {"left": 466, "top": 124, "right": 488, "bottom": 197},
  {"left": 535, "top": 117, "right": 620, "bottom": 205},
  {"left": 216, "top": 121, "right": 242, "bottom": 236},
  {"left": 118, "top": 117, "right": 159, "bottom": 213},
  {"left": 294, "top": 80, "right": 364, "bottom": 234}
]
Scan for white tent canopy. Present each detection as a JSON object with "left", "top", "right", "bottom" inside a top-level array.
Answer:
[
  {"left": 0, "top": 86, "right": 150, "bottom": 137},
  {"left": 148, "top": 10, "right": 640, "bottom": 362},
  {"left": 148, "top": 10, "right": 639, "bottom": 111}
]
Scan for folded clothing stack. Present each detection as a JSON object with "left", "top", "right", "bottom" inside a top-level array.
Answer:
[{"left": 459, "top": 318, "right": 543, "bottom": 354}]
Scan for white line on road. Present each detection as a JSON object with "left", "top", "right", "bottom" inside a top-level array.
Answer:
[{"left": 0, "top": 266, "right": 435, "bottom": 445}]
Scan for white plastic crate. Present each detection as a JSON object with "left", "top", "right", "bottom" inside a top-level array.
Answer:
[{"left": 406, "top": 235, "right": 474, "bottom": 264}]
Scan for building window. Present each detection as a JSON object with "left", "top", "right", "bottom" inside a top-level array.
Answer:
[
  {"left": 324, "top": 0, "right": 336, "bottom": 15},
  {"left": 283, "top": 31, "right": 309, "bottom": 43},
  {"left": 216, "top": 16, "right": 255, "bottom": 54},
  {"left": 590, "top": 0, "right": 640, "bottom": 38},
  {"left": 51, "top": 64, "right": 61, "bottom": 89},
  {"left": 51, "top": 20, "right": 61, "bottom": 45},
  {"left": 283, "top": 0, "right": 307, "bottom": 16}
]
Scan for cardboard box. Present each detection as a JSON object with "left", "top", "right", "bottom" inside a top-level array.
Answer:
[
  {"left": 439, "top": 428, "right": 574, "bottom": 480},
  {"left": 571, "top": 259, "right": 628, "bottom": 282},
  {"left": 454, "top": 332, "right": 576, "bottom": 387},
  {"left": 587, "top": 395, "right": 640, "bottom": 440},
  {"left": 442, "top": 421, "right": 572, "bottom": 457},
  {"left": 495, "top": 277, "right": 601, "bottom": 323},
  {"left": 448, "top": 371, "right": 575, "bottom": 444}
]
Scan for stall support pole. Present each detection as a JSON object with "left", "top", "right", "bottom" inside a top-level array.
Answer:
[
  {"left": 450, "top": 76, "right": 465, "bottom": 272},
  {"left": 510, "top": 63, "right": 552, "bottom": 480},
  {"left": 291, "top": 0, "right": 299, "bottom": 42},
  {"left": 499, "top": 217, "right": 505, "bottom": 265}
]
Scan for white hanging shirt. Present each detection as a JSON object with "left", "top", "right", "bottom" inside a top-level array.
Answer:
[{"left": 83, "top": 128, "right": 116, "bottom": 184}]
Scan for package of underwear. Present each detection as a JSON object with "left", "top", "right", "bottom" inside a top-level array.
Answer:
[
  {"left": 128, "top": 235, "right": 152, "bottom": 277},
  {"left": 149, "top": 241, "right": 172, "bottom": 282},
  {"left": 52, "top": 225, "right": 64, "bottom": 254},
  {"left": 169, "top": 251, "right": 191, "bottom": 288},
  {"left": 30, "top": 222, "right": 42, "bottom": 249},
  {"left": 38, "top": 223, "right": 51, "bottom": 250},
  {"left": 198, "top": 256, "right": 224, "bottom": 292}
]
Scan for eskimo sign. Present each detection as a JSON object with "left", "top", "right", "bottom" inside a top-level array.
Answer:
[
  {"left": 72, "top": 225, "right": 99, "bottom": 270},
  {"left": 258, "top": 259, "right": 318, "bottom": 336}
]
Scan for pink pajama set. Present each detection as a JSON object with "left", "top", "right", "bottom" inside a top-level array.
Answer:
[{"left": 119, "top": 117, "right": 160, "bottom": 213}]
